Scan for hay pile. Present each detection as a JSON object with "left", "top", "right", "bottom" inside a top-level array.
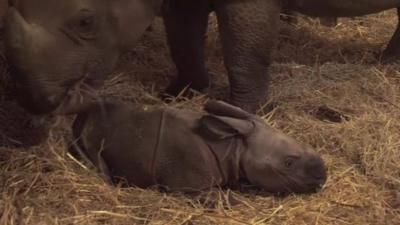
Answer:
[{"left": 1, "top": 10, "right": 400, "bottom": 225}]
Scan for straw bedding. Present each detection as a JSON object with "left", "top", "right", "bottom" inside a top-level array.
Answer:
[{"left": 0, "top": 10, "right": 399, "bottom": 225}]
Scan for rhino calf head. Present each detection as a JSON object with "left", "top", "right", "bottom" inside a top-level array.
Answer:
[
  {"left": 72, "top": 100, "right": 327, "bottom": 194},
  {"left": 201, "top": 101, "right": 327, "bottom": 194}
]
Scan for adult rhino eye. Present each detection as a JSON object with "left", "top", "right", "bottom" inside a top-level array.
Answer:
[
  {"left": 68, "top": 10, "right": 98, "bottom": 40},
  {"left": 77, "top": 16, "right": 97, "bottom": 39},
  {"left": 79, "top": 17, "right": 94, "bottom": 30}
]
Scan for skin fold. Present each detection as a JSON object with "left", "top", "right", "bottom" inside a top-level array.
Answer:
[
  {"left": 72, "top": 100, "right": 327, "bottom": 194},
  {"left": 3, "top": 0, "right": 400, "bottom": 115}
]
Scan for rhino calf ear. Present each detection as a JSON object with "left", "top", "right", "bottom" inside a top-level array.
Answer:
[
  {"left": 200, "top": 115, "right": 255, "bottom": 139},
  {"left": 204, "top": 100, "right": 251, "bottom": 119}
]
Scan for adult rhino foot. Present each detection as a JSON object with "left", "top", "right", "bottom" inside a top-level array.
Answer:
[
  {"left": 319, "top": 17, "right": 338, "bottom": 27},
  {"left": 161, "top": 73, "right": 212, "bottom": 100},
  {"left": 381, "top": 18, "right": 400, "bottom": 64},
  {"left": 380, "top": 50, "right": 400, "bottom": 64},
  {"left": 229, "top": 99, "right": 265, "bottom": 114},
  {"left": 280, "top": 9, "right": 298, "bottom": 25},
  {"left": 229, "top": 90, "right": 269, "bottom": 114}
]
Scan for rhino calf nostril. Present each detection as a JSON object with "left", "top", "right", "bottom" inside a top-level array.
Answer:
[
  {"left": 305, "top": 158, "right": 327, "bottom": 182},
  {"left": 319, "top": 178, "right": 326, "bottom": 183}
]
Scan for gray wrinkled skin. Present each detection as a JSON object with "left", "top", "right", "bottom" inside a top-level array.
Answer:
[
  {"left": 72, "top": 100, "right": 327, "bottom": 194},
  {"left": 4, "top": 0, "right": 400, "bottom": 115}
]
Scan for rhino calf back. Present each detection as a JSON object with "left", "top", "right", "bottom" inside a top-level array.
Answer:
[
  {"left": 75, "top": 103, "right": 163, "bottom": 187},
  {"left": 153, "top": 109, "right": 223, "bottom": 192},
  {"left": 73, "top": 103, "right": 223, "bottom": 192}
]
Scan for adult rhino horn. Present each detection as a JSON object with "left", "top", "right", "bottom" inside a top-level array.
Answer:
[{"left": 204, "top": 100, "right": 251, "bottom": 119}]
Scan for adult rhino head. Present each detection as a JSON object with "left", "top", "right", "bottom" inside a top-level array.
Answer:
[{"left": 4, "top": 0, "right": 161, "bottom": 114}]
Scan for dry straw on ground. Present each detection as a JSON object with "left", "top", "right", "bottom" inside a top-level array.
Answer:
[{"left": 1, "top": 11, "right": 400, "bottom": 225}]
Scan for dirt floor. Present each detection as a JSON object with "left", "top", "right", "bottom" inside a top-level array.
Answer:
[{"left": 1, "top": 10, "right": 400, "bottom": 225}]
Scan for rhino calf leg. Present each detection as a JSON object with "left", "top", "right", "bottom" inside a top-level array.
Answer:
[
  {"left": 214, "top": 0, "right": 281, "bottom": 112},
  {"left": 71, "top": 140, "right": 113, "bottom": 184},
  {"left": 381, "top": 8, "right": 400, "bottom": 63},
  {"left": 162, "top": 0, "right": 210, "bottom": 97},
  {"left": 72, "top": 114, "right": 113, "bottom": 184}
]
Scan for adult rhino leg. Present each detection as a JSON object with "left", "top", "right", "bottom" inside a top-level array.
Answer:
[
  {"left": 162, "top": 0, "right": 210, "bottom": 97},
  {"left": 0, "top": 0, "right": 8, "bottom": 32},
  {"left": 381, "top": 8, "right": 400, "bottom": 63},
  {"left": 214, "top": 0, "right": 281, "bottom": 112}
]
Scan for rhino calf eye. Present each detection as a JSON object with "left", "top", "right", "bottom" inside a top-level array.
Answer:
[{"left": 284, "top": 158, "right": 294, "bottom": 168}]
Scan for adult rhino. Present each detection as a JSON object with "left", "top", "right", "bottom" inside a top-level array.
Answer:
[{"left": 3, "top": 0, "right": 400, "bottom": 115}]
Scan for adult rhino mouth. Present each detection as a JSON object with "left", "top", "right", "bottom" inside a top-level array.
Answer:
[
  {"left": 8, "top": 65, "right": 105, "bottom": 116},
  {"left": 52, "top": 74, "right": 105, "bottom": 115}
]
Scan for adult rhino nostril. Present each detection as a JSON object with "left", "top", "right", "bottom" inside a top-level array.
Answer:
[{"left": 14, "top": 85, "right": 63, "bottom": 115}]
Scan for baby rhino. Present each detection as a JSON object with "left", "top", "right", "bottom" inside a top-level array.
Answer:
[{"left": 72, "top": 100, "right": 327, "bottom": 194}]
